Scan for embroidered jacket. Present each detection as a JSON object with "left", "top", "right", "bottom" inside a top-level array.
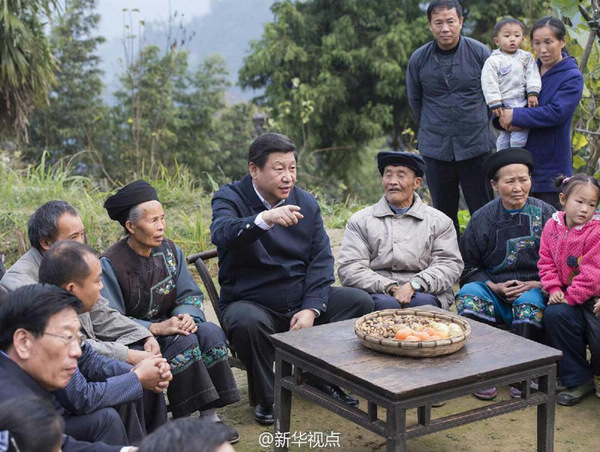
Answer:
[
  {"left": 460, "top": 197, "right": 555, "bottom": 286},
  {"left": 101, "top": 238, "right": 206, "bottom": 329}
]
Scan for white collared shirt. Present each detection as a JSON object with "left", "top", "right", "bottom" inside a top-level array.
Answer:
[{"left": 252, "top": 182, "right": 285, "bottom": 230}]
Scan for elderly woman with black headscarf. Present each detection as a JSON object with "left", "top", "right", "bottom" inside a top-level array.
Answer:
[
  {"left": 100, "top": 180, "right": 239, "bottom": 443},
  {"left": 456, "top": 148, "right": 555, "bottom": 400}
]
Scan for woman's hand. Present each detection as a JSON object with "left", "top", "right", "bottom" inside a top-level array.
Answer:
[
  {"left": 487, "top": 280, "right": 541, "bottom": 302},
  {"left": 149, "top": 316, "right": 193, "bottom": 336},
  {"left": 177, "top": 313, "right": 198, "bottom": 334},
  {"left": 498, "top": 109, "right": 524, "bottom": 132},
  {"left": 499, "top": 108, "right": 514, "bottom": 130}
]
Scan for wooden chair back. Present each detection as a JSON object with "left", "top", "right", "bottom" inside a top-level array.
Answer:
[{"left": 186, "top": 248, "right": 256, "bottom": 406}]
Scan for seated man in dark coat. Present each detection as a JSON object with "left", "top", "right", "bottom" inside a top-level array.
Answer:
[
  {"left": 0, "top": 284, "right": 130, "bottom": 451},
  {"left": 210, "top": 133, "right": 374, "bottom": 424}
]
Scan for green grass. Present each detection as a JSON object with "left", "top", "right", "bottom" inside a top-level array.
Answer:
[
  {"left": 0, "top": 155, "right": 214, "bottom": 266},
  {"left": 0, "top": 156, "right": 357, "bottom": 267}
]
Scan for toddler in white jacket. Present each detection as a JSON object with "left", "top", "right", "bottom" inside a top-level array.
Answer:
[{"left": 481, "top": 18, "right": 541, "bottom": 149}]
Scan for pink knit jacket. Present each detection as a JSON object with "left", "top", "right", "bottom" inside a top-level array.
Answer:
[{"left": 538, "top": 211, "right": 600, "bottom": 306}]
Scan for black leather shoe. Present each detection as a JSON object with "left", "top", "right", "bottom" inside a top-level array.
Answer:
[
  {"left": 254, "top": 404, "right": 274, "bottom": 425},
  {"left": 316, "top": 383, "right": 359, "bottom": 407}
]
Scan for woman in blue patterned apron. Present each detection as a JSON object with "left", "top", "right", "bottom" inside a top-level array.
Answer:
[
  {"left": 100, "top": 180, "right": 239, "bottom": 443},
  {"left": 456, "top": 148, "right": 555, "bottom": 400}
]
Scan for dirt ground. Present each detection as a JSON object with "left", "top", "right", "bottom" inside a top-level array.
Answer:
[{"left": 205, "top": 230, "right": 600, "bottom": 451}]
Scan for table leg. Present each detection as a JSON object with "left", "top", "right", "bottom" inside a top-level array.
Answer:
[
  {"left": 386, "top": 405, "right": 407, "bottom": 452},
  {"left": 537, "top": 366, "right": 557, "bottom": 452},
  {"left": 274, "top": 353, "right": 293, "bottom": 452}
]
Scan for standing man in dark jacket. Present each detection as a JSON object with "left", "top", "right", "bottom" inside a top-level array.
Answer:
[
  {"left": 406, "top": 0, "right": 495, "bottom": 233},
  {"left": 210, "top": 133, "right": 373, "bottom": 425}
]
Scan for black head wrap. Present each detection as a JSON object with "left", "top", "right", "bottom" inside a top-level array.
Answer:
[
  {"left": 103, "top": 180, "right": 159, "bottom": 227},
  {"left": 483, "top": 148, "right": 534, "bottom": 180},
  {"left": 377, "top": 151, "right": 426, "bottom": 177}
]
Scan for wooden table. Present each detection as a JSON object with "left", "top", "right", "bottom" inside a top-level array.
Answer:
[{"left": 272, "top": 310, "right": 562, "bottom": 452}]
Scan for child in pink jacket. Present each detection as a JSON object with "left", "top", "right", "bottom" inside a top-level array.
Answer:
[{"left": 538, "top": 173, "right": 600, "bottom": 406}]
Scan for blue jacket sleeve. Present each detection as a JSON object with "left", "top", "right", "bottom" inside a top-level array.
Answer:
[
  {"left": 512, "top": 71, "right": 583, "bottom": 128},
  {"left": 301, "top": 204, "right": 335, "bottom": 312},
  {"left": 210, "top": 188, "right": 268, "bottom": 251},
  {"left": 100, "top": 257, "right": 152, "bottom": 329},
  {"left": 53, "top": 344, "right": 142, "bottom": 415},
  {"left": 171, "top": 245, "right": 207, "bottom": 323}
]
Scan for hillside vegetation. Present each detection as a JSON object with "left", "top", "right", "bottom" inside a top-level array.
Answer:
[{"left": 0, "top": 156, "right": 365, "bottom": 267}]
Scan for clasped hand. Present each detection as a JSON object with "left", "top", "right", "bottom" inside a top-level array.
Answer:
[
  {"left": 131, "top": 356, "right": 173, "bottom": 393},
  {"left": 487, "top": 280, "right": 539, "bottom": 302},
  {"left": 548, "top": 290, "right": 569, "bottom": 305},
  {"left": 149, "top": 314, "right": 198, "bottom": 336}
]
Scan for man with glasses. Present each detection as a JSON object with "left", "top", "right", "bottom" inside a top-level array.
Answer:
[
  {"left": 39, "top": 240, "right": 171, "bottom": 445},
  {"left": 0, "top": 284, "right": 130, "bottom": 451}
]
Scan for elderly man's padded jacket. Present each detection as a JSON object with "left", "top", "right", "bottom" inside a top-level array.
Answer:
[{"left": 338, "top": 194, "right": 464, "bottom": 309}]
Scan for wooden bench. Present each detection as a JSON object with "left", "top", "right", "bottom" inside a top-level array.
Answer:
[{"left": 186, "top": 249, "right": 257, "bottom": 406}]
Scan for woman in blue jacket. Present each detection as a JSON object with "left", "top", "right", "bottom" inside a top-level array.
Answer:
[{"left": 500, "top": 16, "right": 584, "bottom": 209}]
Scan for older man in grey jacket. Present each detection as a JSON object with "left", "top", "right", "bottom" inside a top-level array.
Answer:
[
  {"left": 338, "top": 151, "right": 463, "bottom": 310},
  {"left": 1, "top": 200, "right": 158, "bottom": 364}
]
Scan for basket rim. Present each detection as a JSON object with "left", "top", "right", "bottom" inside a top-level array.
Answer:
[{"left": 354, "top": 308, "right": 471, "bottom": 349}]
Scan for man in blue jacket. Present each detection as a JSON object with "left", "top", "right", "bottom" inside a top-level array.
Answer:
[
  {"left": 406, "top": 0, "right": 495, "bottom": 233},
  {"left": 210, "top": 133, "right": 373, "bottom": 425}
]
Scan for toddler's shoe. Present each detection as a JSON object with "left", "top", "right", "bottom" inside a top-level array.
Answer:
[
  {"left": 510, "top": 387, "right": 522, "bottom": 399},
  {"left": 474, "top": 388, "right": 497, "bottom": 400},
  {"left": 557, "top": 380, "right": 594, "bottom": 406}
]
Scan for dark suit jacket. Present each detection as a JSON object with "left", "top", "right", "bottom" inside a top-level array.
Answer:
[
  {"left": 211, "top": 174, "right": 335, "bottom": 314},
  {"left": 0, "top": 352, "right": 121, "bottom": 452}
]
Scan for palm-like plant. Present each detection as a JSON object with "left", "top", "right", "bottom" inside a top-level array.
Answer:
[{"left": 0, "top": 0, "right": 57, "bottom": 141}]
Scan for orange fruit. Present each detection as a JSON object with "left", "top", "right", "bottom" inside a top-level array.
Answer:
[
  {"left": 405, "top": 335, "right": 420, "bottom": 341},
  {"left": 394, "top": 328, "right": 413, "bottom": 340},
  {"left": 415, "top": 331, "right": 430, "bottom": 341},
  {"left": 423, "top": 327, "right": 437, "bottom": 336},
  {"left": 429, "top": 334, "right": 442, "bottom": 341}
]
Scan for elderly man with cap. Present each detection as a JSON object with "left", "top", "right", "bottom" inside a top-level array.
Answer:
[
  {"left": 100, "top": 180, "right": 240, "bottom": 443},
  {"left": 456, "top": 148, "right": 555, "bottom": 400},
  {"left": 338, "top": 151, "right": 463, "bottom": 311}
]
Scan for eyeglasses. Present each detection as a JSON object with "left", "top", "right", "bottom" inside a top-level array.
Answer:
[{"left": 42, "top": 332, "right": 86, "bottom": 348}]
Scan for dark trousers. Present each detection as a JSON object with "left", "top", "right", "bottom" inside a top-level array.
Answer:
[
  {"left": 113, "top": 390, "right": 167, "bottom": 445},
  {"left": 222, "top": 287, "right": 374, "bottom": 407},
  {"left": 544, "top": 300, "right": 600, "bottom": 387},
  {"left": 424, "top": 153, "right": 493, "bottom": 235},
  {"left": 371, "top": 292, "right": 440, "bottom": 311},
  {"left": 64, "top": 407, "right": 128, "bottom": 446}
]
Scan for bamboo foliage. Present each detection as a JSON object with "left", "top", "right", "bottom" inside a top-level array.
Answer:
[{"left": 0, "top": 0, "right": 57, "bottom": 141}]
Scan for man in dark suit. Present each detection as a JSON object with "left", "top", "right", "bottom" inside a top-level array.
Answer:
[
  {"left": 210, "top": 133, "right": 374, "bottom": 424},
  {"left": 0, "top": 284, "right": 130, "bottom": 451}
]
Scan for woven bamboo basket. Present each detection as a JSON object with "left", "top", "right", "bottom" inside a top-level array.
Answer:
[{"left": 354, "top": 309, "right": 471, "bottom": 358}]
